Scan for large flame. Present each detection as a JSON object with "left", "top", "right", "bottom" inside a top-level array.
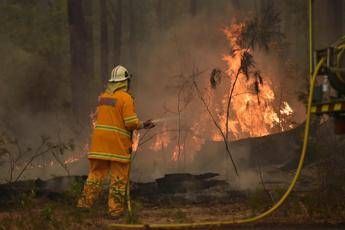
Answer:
[
  {"left": 216, "top": 23, "right": 283, "bottom": 139},
  {"left": 152, "top": 21, "right": 295, "bottom": 162}
]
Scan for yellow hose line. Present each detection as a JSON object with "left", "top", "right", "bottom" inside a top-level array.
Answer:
[
  {"left": 109, "top": 60, "right": 325, "bottom": 229},
  {"left": 126, "top": 161, "right": 132, "bottom": 215},
  {"left": 332, "top": 35, "right": 345, "bottom": 47},
  {"left": 337, "top": 44, "right": 345, "bottom": 49}
]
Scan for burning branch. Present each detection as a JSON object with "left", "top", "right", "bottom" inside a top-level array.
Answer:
[
  {"left": 225, "top": 51, "right": 256, "bottom": 140},
  {"left": 199, "top": 49, "right": 259, "bottom": 176},
  {"left": 218, "top": 5, "right": 293, "bottom": 138},
  {"left": 192, "top": 70, "right": 239, "bottom": 176},
  {"left": 161, "top": 70, "right": 206, "bottom": 163},
  {"left": 196, "top": 10, "right": 282, "bottom": 174},
  {"left": 225, "top": 67, "right": 241, "bottom": 141}
]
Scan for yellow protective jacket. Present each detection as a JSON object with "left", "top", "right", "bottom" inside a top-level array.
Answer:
[{"left": 88, "top": 90, "right": 140, "bottom": 163}]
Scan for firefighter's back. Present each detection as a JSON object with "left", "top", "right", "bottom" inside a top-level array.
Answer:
[{"left": 88, "top": 90, "right": 133, "bottom": 163}]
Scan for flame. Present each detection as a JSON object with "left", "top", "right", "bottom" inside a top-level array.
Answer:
[
  {"left": 145, "top": 21, "right": 296, "bottom": 162},
  {"left": 132, "top": 130, "right": 140, "bottom": 152},
  {"left": 211, "top": 21, "right": 293, "bottom": 140},
  {"left": 150, "top": 124, "right": 170, "bottom": 151},
  {"left": 31, "top": 144, "right": 87, "bottom": 169},
  {"left": 63, "top": 151, "right": 85, "bottom": 164},
  {"left": 280, "top": 101, "right": 293, "bottom": 116},
  {"left": 171, "top": 145, "right": 184, "bottom": 162}
]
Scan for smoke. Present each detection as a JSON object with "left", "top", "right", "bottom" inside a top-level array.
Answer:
[
  {"left": 128, "top": 2, "right": 306, "bottom": 191},
  {"left": 0, "top": 1, "right": 307, "bottom": 191},
  {"left": 0, "top": 38, "right": 89, "bottom": 182},
  {"left": 128, "top": 8, "right": 230, "bottom": 182}
]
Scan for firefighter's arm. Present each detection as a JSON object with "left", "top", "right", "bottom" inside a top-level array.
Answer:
[
  {"left": 122, "top": 94, "right": 141, "bottom": 131},
  {"left": 122, "top": 95, "right": 155, "bottom": 131}
]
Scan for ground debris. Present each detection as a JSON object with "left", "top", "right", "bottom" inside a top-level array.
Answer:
[{"left": 132, "top": 172, "right": 243, "bottom": 206}]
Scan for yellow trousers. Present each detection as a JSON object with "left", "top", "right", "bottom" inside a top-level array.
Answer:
[{"left": 77, "top": 159, "right": 129, "bottom": 215}]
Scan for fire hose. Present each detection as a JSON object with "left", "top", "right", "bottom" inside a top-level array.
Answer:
[
  {"left": 112, "top": 57, "right": 325, "bottom": 230},
  {"left": 125, "top": 116, "right": 179, "bottom": 218}
]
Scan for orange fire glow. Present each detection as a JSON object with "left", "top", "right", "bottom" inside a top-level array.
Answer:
[
  {"left": 217, "top": 23, "right": 282, "bottom": 139},
  {"left": 150, "top": 124, "right": 170, "bottom": 151},
  {"left": 154, "top": 21, "right": 295, "bottom": 161},
  {"left": 132, "top": 130, "right": 140, "bottom": 152}
]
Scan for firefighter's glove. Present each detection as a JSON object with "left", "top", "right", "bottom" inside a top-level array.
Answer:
[{"left": 143, "top": 119, "right": 155, "bottom": 129}]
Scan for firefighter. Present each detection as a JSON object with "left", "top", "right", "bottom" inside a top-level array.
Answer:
[{"left": 77, "top": 65, "right": 155, "bottom": 218}]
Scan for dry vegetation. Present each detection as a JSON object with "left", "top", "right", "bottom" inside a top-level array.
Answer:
[{"left": 1, "top": 158, "right": 345, "bottom": 230}]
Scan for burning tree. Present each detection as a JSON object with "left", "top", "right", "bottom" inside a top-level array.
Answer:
[
  {"left": 192, "top": 51, "right": 261, "bottom": 176},
  {"left": 135, "top": 3, "right": 295, "bottom": 178},
  {"left": 189, "top": 3, "right": 291, "bottom": 176}
]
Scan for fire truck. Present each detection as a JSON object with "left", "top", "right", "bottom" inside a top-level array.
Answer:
[{"left": 311, "top": 37, "right": 345, "bottom": 134}]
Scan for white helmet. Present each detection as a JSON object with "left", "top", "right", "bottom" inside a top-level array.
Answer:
[{"left": 109, "top": 65, "right": 130, "bottom": 82}]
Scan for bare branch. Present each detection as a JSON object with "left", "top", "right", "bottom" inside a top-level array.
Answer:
[
  {"left": 192, "top": 71, "right": 239, "bottom": 176},
  {"left": 51, "top": 151, "right": 70, "bottom": 176},
  {"left": 14, "top": 139, "right": 57, "bottom": 182},
  {"left": 256, "top": 160, "right": 274, "bottom": 204},
  {"left": 225, "top": 67, "right": 241, "bottom": 141}
]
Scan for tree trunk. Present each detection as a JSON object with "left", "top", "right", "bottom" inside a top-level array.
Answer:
[
  {"left": 128, "top": 0, "right": 137, "bottom": 77},
  {"left": 190, "top": 0, "right": 197, "bottom": 17},
  {"left": 156, "top": 0, "right": 164, "bottom": 31},
  {"left": 83, "top": 0, "right": 96, "bottom": 104},
  {"left": 67, "top": 0, "right": 90, "bottom": 124},
  {"left": 100, "top": 0, "right": 109, "bottom": 85},
  {"left": 84, "top": 0, "right": 94, "bottom": 78},
  {"left": 113, "top": 0, "right": 122, "bottom": 67}
]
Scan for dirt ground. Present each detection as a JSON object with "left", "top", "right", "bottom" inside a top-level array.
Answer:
[
  {"left": 1, "top": 170, "right": 344, "bottom": 230},
  {"left": 1, "top": 192, "right": 345, "bottom": 230}
]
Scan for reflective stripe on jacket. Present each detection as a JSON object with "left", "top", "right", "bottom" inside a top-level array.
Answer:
[{"left": 88, "top": 90, "right": 140, "bottom": 162}]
